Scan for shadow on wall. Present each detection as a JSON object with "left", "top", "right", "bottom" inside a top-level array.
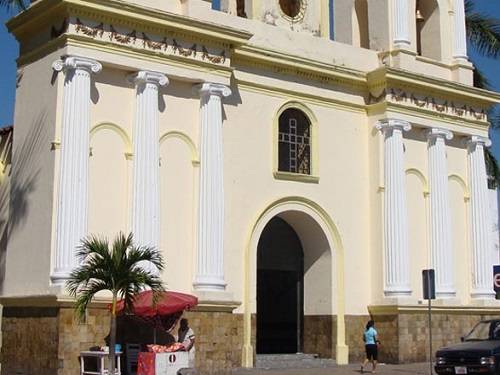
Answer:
[{"left": 0, "top": 112, "right": 47, "bottom": 293}]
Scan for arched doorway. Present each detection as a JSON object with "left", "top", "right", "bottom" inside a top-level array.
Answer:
[{"left": 257, "top": 217, "right": 304, "bottom": 354}]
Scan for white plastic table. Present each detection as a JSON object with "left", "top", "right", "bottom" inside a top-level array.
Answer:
[{"left": 80, "top": 351, "right": 122, "bottom": 375}]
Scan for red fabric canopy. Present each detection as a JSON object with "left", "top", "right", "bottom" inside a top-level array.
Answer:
[{"left": 115, "top": 290, "right": 198, "bottom": 317}]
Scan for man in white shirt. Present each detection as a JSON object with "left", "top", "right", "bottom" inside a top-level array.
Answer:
[{"left": 178, "top": 318, "right": 196, "bottom": 367}]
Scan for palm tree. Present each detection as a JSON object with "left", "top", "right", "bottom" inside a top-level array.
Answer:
[
  {"left": 66, "top": 232, "right": 165, "bottom": 375},
  {"left": 465, "top": 0, "right": 500, "bottom": 188}
]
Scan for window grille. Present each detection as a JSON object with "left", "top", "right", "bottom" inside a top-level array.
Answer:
[{"left": 278, "top": 108, "right": 311, "bottom": 174}]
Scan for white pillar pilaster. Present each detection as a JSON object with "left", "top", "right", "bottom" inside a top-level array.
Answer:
[
  {"left": 468, "top": 136, "right": 495, "bottom": 299},
  {"left": 130, "top": 71, "right": 168, "bottom": 258},
  {"left": 453, "top": 0, "right": 468, "bottom": 61},
  {"left": 376, "top": 119, "right": 412, "bottom": 297},
  {"left": 51, "top": 56, "right": 102, "bottom": 284},
  {"left": 426, "top": 128, "right": 455, "bottom": 298},
  {"left": 392, "top": 0, "right": 410, "bottom": 48},
  {"left": 193, "top": 83, "right": 231, "bottom": 292}
]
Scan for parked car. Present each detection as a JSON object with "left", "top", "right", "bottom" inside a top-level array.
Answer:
[{"left": 435, "top": 320, "right": 500, "bottom": 375}]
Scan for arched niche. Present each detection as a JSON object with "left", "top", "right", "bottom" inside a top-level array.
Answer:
[
  {"left": 352, "top": 0, "right": 369, "bottom": 49},
  {"left": 416, "top": 0, "right": 442, "bottom": 59}
]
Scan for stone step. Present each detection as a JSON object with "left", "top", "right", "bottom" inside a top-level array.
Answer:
[{"left": 255, "top": 353, "right": 337, "bottom": 369}]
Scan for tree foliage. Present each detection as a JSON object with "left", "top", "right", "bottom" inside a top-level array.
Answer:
[{"left": 67, "top": 232, "right": 165, "bottom": 375}]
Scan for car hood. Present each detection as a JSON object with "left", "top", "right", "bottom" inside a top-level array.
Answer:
[{"left": 437, "top": 341, "right": 500, "bottom": 356}]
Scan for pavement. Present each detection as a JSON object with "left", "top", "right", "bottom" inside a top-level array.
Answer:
[{"left": 193, "top": 362, "right": 432, "bottom": 375}]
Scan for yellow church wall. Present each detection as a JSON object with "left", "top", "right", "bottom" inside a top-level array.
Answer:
[{"left": 3, "top": 51, "right": 60, "bottom": 296}]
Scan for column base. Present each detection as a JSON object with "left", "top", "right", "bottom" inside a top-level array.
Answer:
[
  {"left": 50, "top": 271, "right": 70, "bottom": 285},
  {"left": 436, "top": 289, "right": 456, "bottom": 299},
  {"left": 193, "top": 276, "right": 227, "bottom": 292},
  {"left": 194, "top": 290, "right": 235, "bottom": 304},
  {"left": 384, "top": 288, "right": 412, "bottom": 298},
  {"left": 471, "top": 290, "right": 496, "bottom": 300},
  {"left": 336, "top": 344, "right": 349, "bottom": 365}
]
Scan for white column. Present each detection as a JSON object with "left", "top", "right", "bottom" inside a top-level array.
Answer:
[
  {"left": 193, "top": 83, "right": 231, "bottom": 292},
  {"left": 376, "top": 119, "right": 412, "bottom": 297},
  {"left": 392, "top": 0, "right": 410, "bottom": 48},
  {"left": 468, "top": 136, "right": 495, "bottom": 299},
  {"left": 426, "top": 128, "right": 455, "bottom": 298},
  {"left": 453, "top": 0, "right": 468, "bottom": 61},
  {"left": 51, "top": 56, "right": 102, "bottom": 284},
  {"left": 130, "top": 71, "right": 168, "bottom": 257}
]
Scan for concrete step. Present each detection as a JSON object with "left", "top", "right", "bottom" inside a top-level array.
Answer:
[{"left": 255, "top": 353, "right": 337, "bottom": 369}]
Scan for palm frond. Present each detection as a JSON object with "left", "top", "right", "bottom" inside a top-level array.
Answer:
[
  {"left": 0, "top": 0, "right": 27, "bottom": 11},
  {"left": 465, "top": 2, "right": 500, "bottom": 59},
  {"left": 473, "top": 67, "right": 490, "bottom": 90},
  {"left": 73, "top": 280, "right": 109, "bottom": 321},
  {"left": 486, "top": 148, "right": 500, "bottom": 190}
]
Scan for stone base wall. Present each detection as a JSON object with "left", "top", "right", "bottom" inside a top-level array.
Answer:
[
  {"left": 183, "top": 310, "right": 244, "bottom": 374},
  {"left": 2, "top": 307, "right": 59, "bottom": 375},
  {"left": 58, "top": 307, "right": 110, "bottom": 375},
  {"left": 1, "top": 306, "right": 110, "bottom": 375},
  {"left": 372, "top": 311, "right": 500, "bottom": 364},
  {"left": 303, "top": 315, "right": 334, "bottom": 358}
]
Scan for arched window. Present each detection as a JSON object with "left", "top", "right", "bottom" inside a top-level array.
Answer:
[
  {"left": 416, "top": 0, "right": 441, "bottom": 59},
  {"left": 278, "top": 108, "right": 311, "bottom": 175},
  {"left": 353, "top": 0, "right": 369, "bottom": 48}
]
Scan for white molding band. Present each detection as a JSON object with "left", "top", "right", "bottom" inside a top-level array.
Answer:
[
  {"left": 426, "top": 128, "right": 455, "bottom": 298},
  {"left": 453, "top": 0, "right": 468, "bottom": 61},
  {"left": 193, "top": 82, "right": 231, "bottom": 292},
  {"left": 392, "top": 0, "right": 410, "bottom": 48},
  {"left": 467, "top": 135, "right": 495, "bottom": 299},
  {"left": 130, "top": 70, "right": 168, "bottom": 271},
  {"left": 376, "top": 119, "right": 412, "bottom": 297},
  {"left": 51, "top": 56, "right": 102, "bottom": 284}
]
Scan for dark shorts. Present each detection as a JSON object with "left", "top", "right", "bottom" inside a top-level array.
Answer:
[{"left": 365, "top": 344, "right": 378, "bottom": 360}]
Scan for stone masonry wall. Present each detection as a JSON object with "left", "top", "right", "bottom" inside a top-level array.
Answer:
[
  {"left": 1, "top": 307, "right": 59, "bottom": 375},
  {"left": 58, "top": 307, "right": 110, "bottom": 375},
  {"left": 303, "top": 315, "right": 333, "bottom": 358},
  {"left": 184, "top": 310, "right": 244, "bottom": 374}
]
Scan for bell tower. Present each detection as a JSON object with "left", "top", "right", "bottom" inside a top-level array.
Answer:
[{"left": 221, "top": 0, "right": 331, "bottom": 38}]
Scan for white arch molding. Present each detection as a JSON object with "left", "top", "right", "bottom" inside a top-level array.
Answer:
[{"left": 242, "top": 197, "right": 348, "bottom": 366}]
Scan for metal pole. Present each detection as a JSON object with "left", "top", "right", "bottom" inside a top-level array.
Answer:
[{"left": 428, "top": 277, "right": 433, "bottom": 375}]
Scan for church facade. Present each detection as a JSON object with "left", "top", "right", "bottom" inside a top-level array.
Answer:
[{"left": 1, "top": 0, "right": 500, "bottom": 373}]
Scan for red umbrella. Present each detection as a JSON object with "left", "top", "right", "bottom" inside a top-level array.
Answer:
[{"left": 115, "top": 290, "right": 198, "bottom": 317}]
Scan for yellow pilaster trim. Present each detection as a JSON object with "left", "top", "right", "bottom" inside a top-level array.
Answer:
[
  {"left": 90, "top": 122, "right": 133, "bottom": 159},
  {"left": 159, "top": 130, "right": 199, "bottom": 166},
  {"left": 448, "top": 173, "right": 470, "bottom": 201},
  {"left": 406, "top": 168, "right": 429, "bottom": 196},
  {"left": 242, "top": 196, "right": 348, "bottom": 367},
  {"left": 320, "top": 0, "right": 330, "bottom": 39}
]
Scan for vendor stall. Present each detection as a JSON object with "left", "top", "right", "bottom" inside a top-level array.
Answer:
[{"left": 114, "top": 291, "right": 198, "bottom": 375}]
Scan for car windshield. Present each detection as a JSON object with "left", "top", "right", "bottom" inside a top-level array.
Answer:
[{"left": 465, "top": 321, "right": 500, "bottom": 341}]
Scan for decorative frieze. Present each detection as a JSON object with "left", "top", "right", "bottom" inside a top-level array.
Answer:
[{"left": 62, "top": 18, "right": 229, "bottom": 66}]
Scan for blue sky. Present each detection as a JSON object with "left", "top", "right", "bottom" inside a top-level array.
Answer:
[{"left": 0, "top": 1, "right": 499, "bottom": 152}]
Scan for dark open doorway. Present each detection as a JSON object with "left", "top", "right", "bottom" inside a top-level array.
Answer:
[{"left": 257, "top": 216, "right": 304, "bottom": 354}]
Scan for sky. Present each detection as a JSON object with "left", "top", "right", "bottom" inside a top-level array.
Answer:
[{"left": 0, "top": 1, "right": 498, "bottom": 153}]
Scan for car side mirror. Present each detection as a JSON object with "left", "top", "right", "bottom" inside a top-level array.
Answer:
[{"left": 460, "top": 336, "right": 464, "bottom": 342}]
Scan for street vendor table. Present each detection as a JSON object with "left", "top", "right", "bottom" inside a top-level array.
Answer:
[
  {"left": 80, "top": 351, "right": 122, "bottom": 375},
  {"left": 137, "top": 351, "right": 189, "bottom": 375}
]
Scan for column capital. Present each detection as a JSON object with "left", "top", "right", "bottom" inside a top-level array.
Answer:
[
  {"left": 196, "top": 82, "right": 232, "bottom": 98},
  {"left": 129, "top": 70, "right": 169, "bottom": 87},
  {"left": 375, "top": 119, "right": 411, "bottom": 132},
  {"left": 467, "top": 135, "right": 492, "bottom": 148},
  {"left": 52, "top": 55, "right": 102, "bottom": 74},
  {"left": 425, "top": 127, "right": 453, "bottom": 141}
]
